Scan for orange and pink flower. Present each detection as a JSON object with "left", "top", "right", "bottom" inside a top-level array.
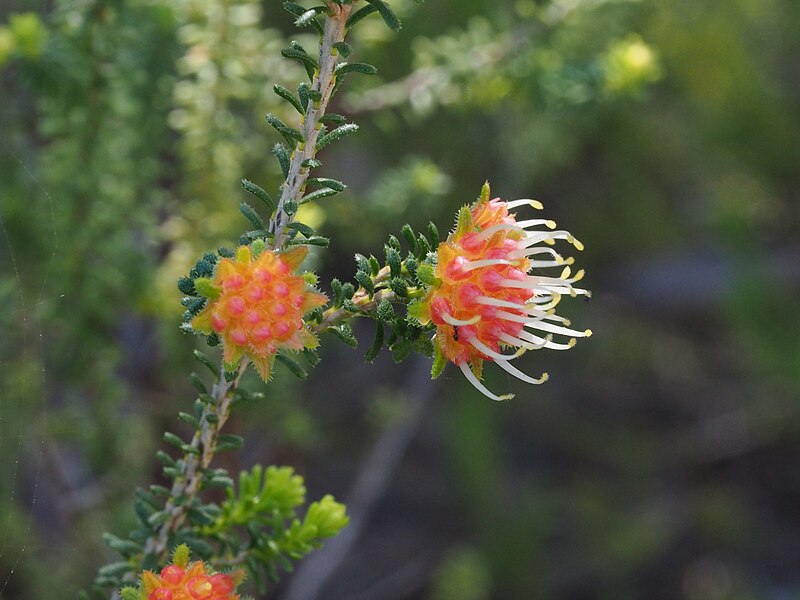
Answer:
[
  {"left": 140, "top": 560, "right": 244, "bottom": 600},
  {"left": 410, "top": 184, "right": 591, "bottom": 400},
  {"left": 191, "top": 245, "right": 327, "bottom": 380}
]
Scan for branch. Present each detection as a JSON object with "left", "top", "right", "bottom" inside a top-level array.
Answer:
[
  {"left": 272, "top": 2, "right": 354, "bottom": 248},
  {"left": 138, "top": 358, "right": 248, "bottom": 567}
]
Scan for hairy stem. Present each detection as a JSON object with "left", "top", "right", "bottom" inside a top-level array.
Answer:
[
  {"left": 138, "top": 359, "right": 248, "bottom": 567},
  {"left": 272, "top": 2, "right": 353, "bottom": 248}
]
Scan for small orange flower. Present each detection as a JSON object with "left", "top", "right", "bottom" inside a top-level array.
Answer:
[
  {"left": 140, "top": 559, "right": 244, "bottom": 600},
  {"left": 191, "top": 244, "right": 327, "bottom": 380},
  {"left": 410, "top": 183, "right": 591, "bottom": 401}
]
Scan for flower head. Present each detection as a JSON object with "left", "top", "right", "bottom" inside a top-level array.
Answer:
[
  {"left": 410, "top": 183, "right": 591, "bottom": 401},
  {"left": 135, "top": 546, "right": 244, "bottom": 600},
  {"left": 191, "top": 244, "right": 327, "bottom": 380}
]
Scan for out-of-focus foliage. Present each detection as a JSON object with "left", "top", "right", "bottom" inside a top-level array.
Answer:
[{"left": 1, "top": 0, "right": 799, "bottom": 598}]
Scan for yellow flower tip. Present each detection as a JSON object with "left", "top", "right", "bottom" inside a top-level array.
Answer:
[
  {"left": 141, "top": 571, "right": 161, "bottom": 594},
  {"left": 584, "top": 329, "right": 593, "bottom": 337},
  {"left": 545, "top": 220, "right": 557, "bottom": 229},
  {"left": 172, "top": 543, "right": 191, "bottom": 568},
  {"left": 479, "top": 180, "right": 491, "bottom": 203},
  {"left": 235, "top": 245, "right": 252, "bottom": 264},
  {"left": 540, "top": 372, "right": 550, "bottom": 383},
  {"left": 573, "top": 268, "right": 585, "bottom": 282},
  {"left": 573, "top": 238, "right": 585, "bottom": 251},
  {"left": 568, "top": 338, "right": 577, "bottom": 348},
  {"left": 565, "top": 256, "right": 575, "bottom": 265}
]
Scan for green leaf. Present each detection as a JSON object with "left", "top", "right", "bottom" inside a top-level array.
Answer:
[
  {"left": 316, "top": 123, "right": 359, "bottom": 150},
  {"left": 333, "top": 41, "right": 351, "bottom": 57},
  {"left": 178, "top": 411, "right": 199, "bottom": 428},
  {"left": 335, "top": 62, "right": 378, "bottom": 77},
  {"left": 390, "top": 277, "right": 408, "bottom": 298},
  {"left": 331, "top": 323, "right": 358, "bottom": 347},
  {"left": 391, "top": 338, "right": 412, "bottom": 363},
  {"left": 283, "top": 1, "right": 325, "bottom": 35},
  {"left": 354, "top": 270, "right": 374, "bottom": 296},
  {"left": 216, "top": 434, "right": 245, "bottom": 453},
  {"left": 405, "top": 255, "right": 418, "bottom": 278},
  {"left": 266, "top": 113, "right": 304, "bottom": 146},
  {"left": 135, "top": 488, "right": 160, "bottom": 509},
  {"left": 297, "top": 82, "right": 311, "bottom": 111},
  {"left": 272, "top": 143, "right": 291, "bottom": 178},
  {"left": 98, "top": 562, "right": 133, "bottom": 578},
  {"left": 301, "top": 187, "right": 340, "bottom": 203},
  {"left": 303, "top": 347, "right": 321, "bottom": 367},
  {"left": 431, "top": 343, "right": 447, "bottom": 379},
  {"left": 307, "top": 177, "right": 346, "bottom": 192},
  {"left": 346, "top": 4, "right": 378, "bottom": 28},
  {"left": 155, "top": 450, "right": 175, "bottom": 466},
  {"left": 288, "top": 236, "right": 329, "bottom": 247},
  {"left": 416, "top": 233, "right": 431, "bottom": 257},
  {"left": 365, "top": 0, "right": 401, "bottom": 31},
  {"left": 120, "top": 587, "right": 139, "bottom": 600},
  {"left": 331, "top": 278, "right": 344, "bottom": 306},
  {"left": 365, "top": 321, "right": 384, "bottom": 362},
  {"left": 273, "top": 84, "right": 305, "bottom": 115},
  {"left": 151, "top": 485, "right": 170, "bottom": 496},
  {"left": 400, "top": 224, "right": 417, "bottom": 253},
  {"left": 368, "top": 255, "right": 381, "bottom": 275},
  {"left": 178, "top": 276, "right": 196, "bottom": 296},
  {"left": 240, "top": 202, "right": 266, "bottom": 230},
  {"left": 276, "top": 353, "right": 308, "bottom": 379},
  {"left": 287, "top": 221, "right": 316, "bottom": 237},
  {"left": 320, "top": 113, "right": 347, "bottom": 125},
  {"left": 377, "top": 298, "right": 396, "bottom": 324},
  {"left": 103, "top": 533, "right": 142, "bottom": 557},
  {"left": 385, "top": 246, "right": 401, "bottom": 277},
  {"left": 163, "top": 432, "right": 185, "bottom": 448},
  {"left": 283, "top": 199, "right": 299, "bottom": 216},
  {"left": 281, "top": 41, "right": 318, "bottom": 79},
  {"left": 427, "top": 221, "right": 440, "bottom": 246},
  {"left": 189, "top": 372, "right": 207, "bottom": 394},
  {"left": 294, "top": 6, "right": 327, "bottom": 29},
  {"left": 355, "top": 253, "right": 370, "bottom": 272}
]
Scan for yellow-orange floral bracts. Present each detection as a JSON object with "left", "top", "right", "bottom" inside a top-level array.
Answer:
[
  {"left": 138, "top": 551, "right": 244, "bottom": 600},
  {"left": 191, "top": 245, "right": 327, "bottom": 380},
  {"left": 410, "top": 183, "right": 591, "bottom": 401}
]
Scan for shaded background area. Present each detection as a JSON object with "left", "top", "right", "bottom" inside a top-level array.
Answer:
[{"left": 2, "top": 0, "right": 800, "bottom": 598}]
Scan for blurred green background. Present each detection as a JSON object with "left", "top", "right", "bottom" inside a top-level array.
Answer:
[{"left": 1, "top": 0, "right": 799, "bottom": 598}]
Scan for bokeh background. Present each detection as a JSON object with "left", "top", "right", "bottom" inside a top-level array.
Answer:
[{"left": 2, "top": 0, "right": 800, "bottom": 598}]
